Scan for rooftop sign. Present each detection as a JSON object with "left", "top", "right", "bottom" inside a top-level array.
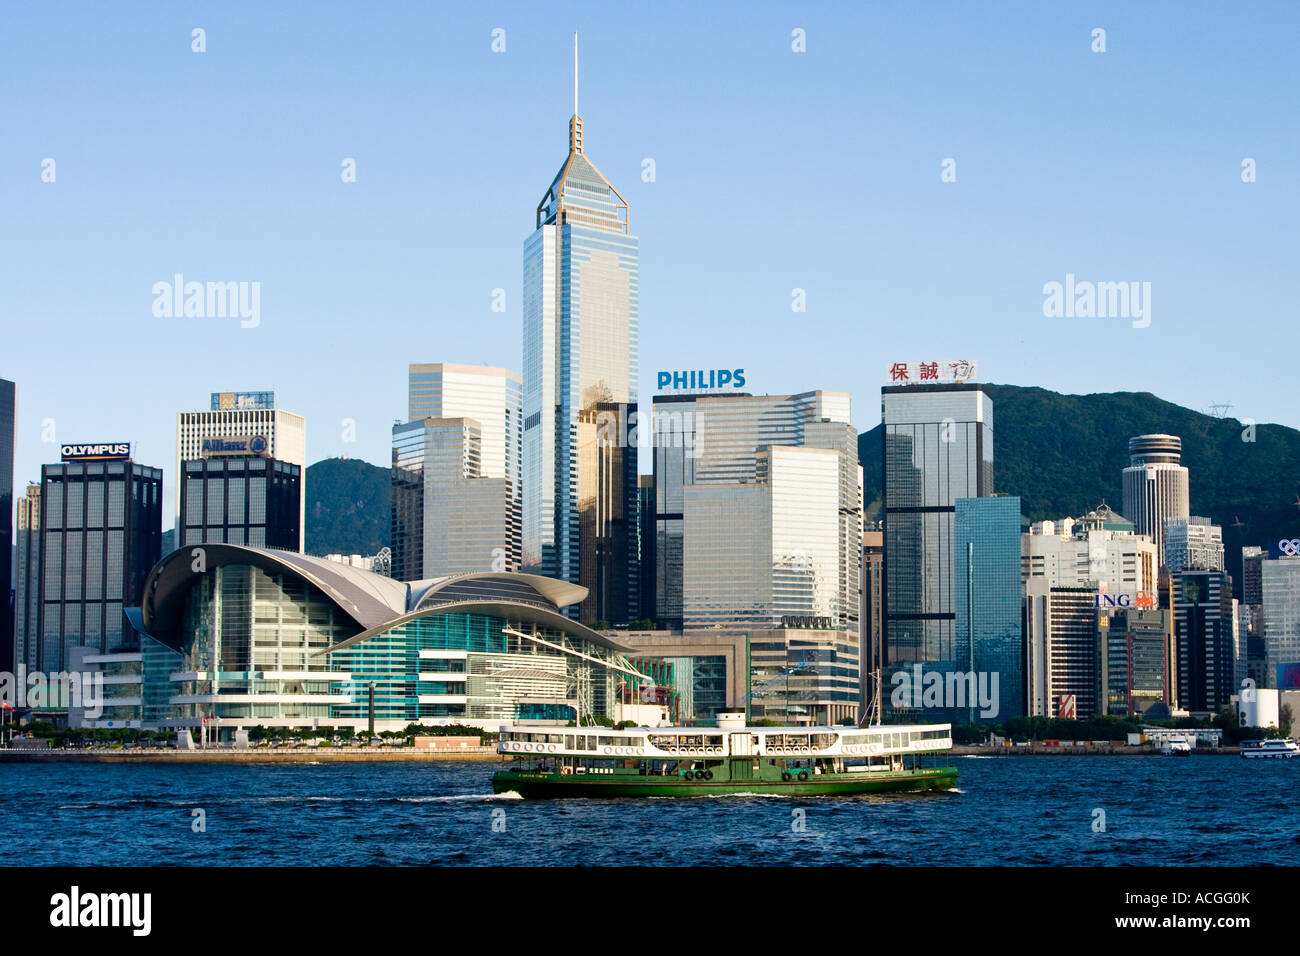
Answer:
[{"left": 886, "top": 360, "right": 978, "bottom": 385}]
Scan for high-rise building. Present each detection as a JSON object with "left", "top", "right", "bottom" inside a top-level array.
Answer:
[
  {"left": 1163, "top": 516, "right": 1224, "bottom": 574},
  {"left": 654, "top": 390, "right": 861, "bottom": 631},
  {"left": 1022, "top": 506, "right": 1158, "bottom": 595},
  {"left": 37, "top": 447, "right": 162, "bottom": 671},
  {"left": 1121, "top": 434, "right": 1189, "bottom": 567},
  {"left": 406, "top": 363, "right": 522, "bottom": 560},
  {"left": 954, "top": 496, "right": 1023, "bottom": 722},
  {"left": 178, "top": 454, "right": 301, "bottom": 550},
  {"left": 1241, "top": 545, "right": 1265, "bottom": 606},
  {"left": 882, "top": 382, "right": 993, "bottom": 715},
  {"left": 177, "top": 392, "right": 306, "bottom": 550},
  {"left": 391, "top": 418, "right": 515, "bottom": 580},
  {"left": 0, "top": 378, "right": 13, "bottom": 674},
  {"left": 1173, "top": 568, "right": 1235, "bottom": 714},
  {"left": 14, "top": 483, "right": 40, "bottom": 672},
  {"left": 637, "top": 475, "right": 656, "bottom": 624},
  {"left": 1098, "top": 606, "right": 1169, "bottom": 717},
  {"left": 1023, "top": 585, "right": 1096, "bottom": 717},
  {"left": 1261, "top": 556, "right": 1300, "bottom": 682},
  {"left": 521, "top": 59, "right": 639, "bottom": 626}
]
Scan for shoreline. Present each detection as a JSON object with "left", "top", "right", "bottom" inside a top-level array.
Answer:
[
  {"left": 951, "top": 744, "right": 1240, "bottom": 756},
  {"left": 0, "top": 748, "right": 502, "bottom": 764}
]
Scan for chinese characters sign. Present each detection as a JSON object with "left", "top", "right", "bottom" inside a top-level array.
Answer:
[{"left": 886, "top": 360, "right": 978, "bottom": 385}]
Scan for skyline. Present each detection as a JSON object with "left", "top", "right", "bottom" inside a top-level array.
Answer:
[{"left": 4, "top": 1, "right": 1299, "bottom": 527}]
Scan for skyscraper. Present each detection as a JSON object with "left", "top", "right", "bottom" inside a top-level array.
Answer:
[
  {"left": 954, "top": 496, "right": 1023, "bottom": 721},
  {"left": 1121, "top": 434, "right": 1189, "bottom": 567},
  {"left": 15, "top": 485, "right": 39, "bottom": 673},
  {"left": 881, "top": 381, "right": 993, "bottom": 717},
  {"left": 1261, "top": 556, "right": 1300, "bottom": 682},
  {"left": 0, "top": 378, "right": 13, "bottom": 674},
  {"left": 1173, "top": 568, "right": 1235, "bottom": 714},
  {"left": 179, "top": 453, "right": 301, "bottom": 550},
  {"left": 390, "top": 417, "right": 516, "bottom": 580},
  {"left": 654, "top": 389, "right": 861, "bottom": 631},
  {"left": 1163, "top": 515, "right": 1224, "bottom": 574},
  {"left": 37, "top": 446, "right": 162, "bottom": 671},
  {"left": 177, "top": 392, "right": 306, "bottom": 550},
  {"left": 522, "top": 42, "right": 639, "bottom": 624}
]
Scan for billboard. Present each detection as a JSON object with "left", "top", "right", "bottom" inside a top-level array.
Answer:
[
  {"left": 61, "top": 442, "right": 130, "bottom": 462},
  {"left": 656, "top": 368, "right": 745, "bottom": 393},
  {"left": 885, "top": 359, "right": 978, "bottom": 385},
  {"left": 1277, "top": 663, "right": 1300, "bottom": 690},
  {"left": 1057, "top": 694, "right": 1077, "bottom": 719}
]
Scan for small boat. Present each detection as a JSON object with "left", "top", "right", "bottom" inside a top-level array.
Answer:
[
  {"left": 1160, "top": 739, "right": 1192, "bottom": 756},
  {"left": 1240, "top": 739, "right": 1300, "bottom": 759},
  {"left": 491, "top": 712, "right": 957, "bottom": 798}
]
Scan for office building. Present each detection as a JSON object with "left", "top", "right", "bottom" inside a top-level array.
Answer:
[
  {"left": 521, "top": 67, "right": 640, "bottom": 628},
  {"left": 1261, "top": 556, "right": 1300, "bottom": 682},
  {"left": 1022, "top": 505, "right": 1158, "bottom": 595},
  {"left": 177, "top": 392, "right": 306, "bottom": 550},
  {"left": 1241, "top": 546, "right": 1265, "bottom": 607},
  {"left": 0, "top": 378, "right": 13, "bottom": 674},
  {"left": 14, "top": 484, "right": 40, "bottom": 672},
  {"left": 653, "top": 389, "right": 861, "bottom": 632},
  {"left": 881, "top": 381, "right": 993, "bottom": 717},
  {"left": 683, "top": 445, "right": 849, "bottom": 630},
  {"left": 1173, "top": 568, "right": 1235, "bottom": 714},
  {"left": 178, "top": 453, "right": 301, "bottom": 549},
  {"left": 391, "top": 417, "right": 513, "bottom": 580},
  {"left": 1121, "top": 434, "right": 1189, "bottom": 566},
  {"left": 1023, "top": 585, "right": 1097, "bottom": 718},
  {"left": 1098, "top": 606, "right": 1169, "bottom": 717},
  {"left": 637, "top": 475, "right": 656, "bottom": 624},
  {"left": 37, "top": 447, "right": 162, "bottom": 671},
  {"left": 1163, "top": 516, "right": 1224, "bottom": 575},
  {"left": 954, "top": 496, "right": 1023, "bottom": 722}
]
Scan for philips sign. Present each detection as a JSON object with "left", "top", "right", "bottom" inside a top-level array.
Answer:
[
  {"left": 657, "top": 368, "right": 745, "bottom": 393},
  {"left": 61, "top": 443, "right": 130, "bottom": 462},
  {"left": 201, "top": 435, "right": 270, "bottom": 457}
]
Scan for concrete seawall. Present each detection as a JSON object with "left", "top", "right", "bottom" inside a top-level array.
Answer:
[{"left": 0, "top": 748, "right": 502, "bottom": 764}]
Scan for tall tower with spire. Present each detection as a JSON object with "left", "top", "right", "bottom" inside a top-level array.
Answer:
[{"left": 522, "top": 34, "right": 640, "bottom": 625}]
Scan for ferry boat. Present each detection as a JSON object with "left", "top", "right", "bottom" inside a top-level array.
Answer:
[
  {"left": 1240, "top": 739, "right": 1300, "bottom": 759},
  {"left": 492, "top": 712, "right": 957, "bottom": 798}
]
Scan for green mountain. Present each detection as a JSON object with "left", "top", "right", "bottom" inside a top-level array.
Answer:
[
  {"left": 859, "top": 384, "right": 1300, "bottom": 588},
  {"left": 304, "top": 457, "right": 391, "bottom": 556}
]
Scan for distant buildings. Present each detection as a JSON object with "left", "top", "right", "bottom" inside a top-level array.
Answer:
[
  {"left": 178, "top": 453, "right": 301, "bottom": 550},
  {"left": 1023, "top": 586, "right": 1097, "bottom": 718},
  {"left": 1121, "top": 434, "right": 1189, "bottom": 567},
  {"left": 176, "top": 391, "right": 306, "bottom": 550},
  {"left": 1163, "top": 515, "right": 1224, "bottom": 574},
  {"left": 860, "top": 530, "right": 884, "bottom": 722},
  {"left": 14, "top": 484, "right": 40, "bottom": 672},
  {"left": 1098, "top": 606, "right": 1169, "bottom": 717},
  {"left": 1022, "top": 505, "right": 1157, "bottom": 595}
]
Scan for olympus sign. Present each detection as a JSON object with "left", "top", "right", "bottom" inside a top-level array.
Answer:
[{"left": 60, "top": 443, "right": 130, "bottom": 462}]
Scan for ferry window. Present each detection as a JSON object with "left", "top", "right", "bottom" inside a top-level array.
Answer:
[
  {"left": 706, "top": 736, "right": 722, "bottom": 748},
  {"left": 812, "top": 734, "right": 836, "bottom": 749},
  {"left": 565, "top": 735, "right": 575, "bottom": 748},
  {"left": 598, "top": 736, "right": 621, "bottom": 746},
  {"left": 648, "top": 735, "right": 675, "bottom": 749}
]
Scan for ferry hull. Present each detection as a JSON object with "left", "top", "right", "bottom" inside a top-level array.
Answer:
[{"left": 492, "top": 767, "right": 958, "bottom": 799}]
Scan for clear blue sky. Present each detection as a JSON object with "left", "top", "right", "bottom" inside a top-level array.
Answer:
[{"left": 3, "top": 1, "right": 1297, "bottom": 526}]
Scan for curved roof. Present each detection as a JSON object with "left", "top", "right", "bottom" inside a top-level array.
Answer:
[
  {"left": 318, "top": 599, "right": 634, "bottom": 657},
  {"left": 136, "top": 545, "right": 600, "bottom": 654}
]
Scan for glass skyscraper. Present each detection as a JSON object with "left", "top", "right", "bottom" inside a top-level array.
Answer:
[
  {"left": 522, "top": 97, "right": 639, "bottom": 625},
  {"left": 179, "top": 455, "right": 301, "bottom": 550},
  {"left": 954, "top": 495, "right": 1023, "bottom": 721},
  {"left": 882, "top": 383, "right": 993, "bottom": 718},
  {"left": 0, "top": 378, "right": 14, "bottom": 674}
]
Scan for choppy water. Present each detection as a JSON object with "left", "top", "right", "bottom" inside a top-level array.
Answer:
[{"left": 0, "top": 755, "right": 1292, "bottom": 866}]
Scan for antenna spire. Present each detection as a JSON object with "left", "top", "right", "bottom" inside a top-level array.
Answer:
[
  {"left": 568, "top": 32, "right": 584, "bottom": 153},
  {"left": 573, "top": 31, "right": 579, "bottom": 116}
]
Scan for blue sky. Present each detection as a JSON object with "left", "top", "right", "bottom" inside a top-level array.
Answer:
[{"left": 3, "top": 1, "right": 1297, "bottom": 525}]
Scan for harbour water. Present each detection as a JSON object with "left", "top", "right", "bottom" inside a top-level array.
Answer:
[{"left": 1, "top": 754, "right": 1293, "bottom": 866}]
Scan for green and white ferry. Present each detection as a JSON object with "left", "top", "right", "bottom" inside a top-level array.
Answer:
[{"left": 492, "top": 712, "right": 957, "bottom": 798}]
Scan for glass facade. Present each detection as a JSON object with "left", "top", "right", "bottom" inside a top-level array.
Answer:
[
  {"left": 1174, "top": 569, "right": 1235, "bottom": 713},
  {"left": 0, "top": 379, "right": 13, "bottom": 673},
  {"left": 749, "top": 629, "right": 861, "bottom": 725},
  {"left": 38, "top": 459, "right": 161, "bottom": 670},
  {"left": 522, "top": 112, "right": 640, "bottom": 626},
  {"left": 1098, "top": 607, "right": 1168, "bottom": 716},
  {"left": 954, "top": 496, "right": 1023, "bottom": 722},
  {"left": 14, "top": 484, "right": 40, "bottom": 672},
  {"left": 1261, "top": 557, "right": 1300, "bottom": 682},
  {"left": 179, "top": 456, "right": 300, "bottom": 550},
  {"left": 882, "top": 384, "right": 993, "bottom": 717}
]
